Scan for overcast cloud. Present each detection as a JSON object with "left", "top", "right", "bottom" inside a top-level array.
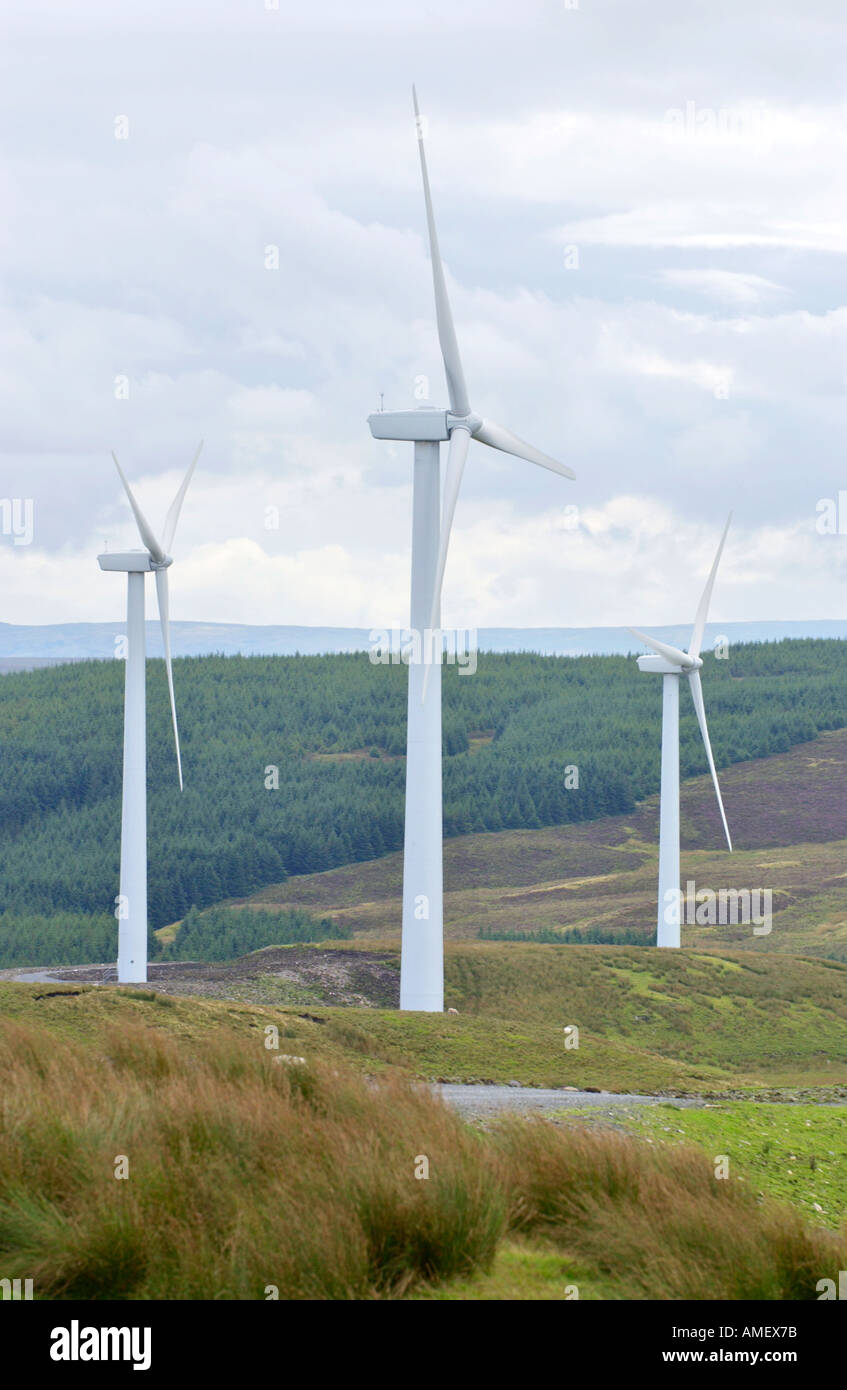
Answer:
[{"left": 3, "top": 0, "right": 847, "bottom": 632}]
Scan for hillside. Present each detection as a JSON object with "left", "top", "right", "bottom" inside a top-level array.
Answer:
[
  {"left": 7, "top": 941, "right": 847, "bottom": 1094},
  {"left": 242, "top": 726, "right": 847, "bottom": 961},
  {"left": 1, "top": 638, "right": 846, "bottom": 968},
  {"left": 0, "top": 639, "right": 840, "bottom": 978}
]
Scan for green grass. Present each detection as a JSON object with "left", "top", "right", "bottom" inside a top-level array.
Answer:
[
  {"left": 3, "top": 935, "right": 847, "bottom": 1096},
  {"left": 0, "top": 977, "right": 714, "bottom": 1092},
  {"left": 438, "top": 942, "right": 847, "bottom": 1086},
  {"left": 412, "top": 1240, "right": 613, "bottom": 1300},
  {"left": 621, "top": 1103, "right": 847, "bottom": 1227}
]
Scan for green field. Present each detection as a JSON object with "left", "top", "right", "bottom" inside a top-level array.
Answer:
[{"left": 617, "top": 1103, "right": 847, "bottom": 1225}]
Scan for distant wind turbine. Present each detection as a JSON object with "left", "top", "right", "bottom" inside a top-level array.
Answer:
[
  {"left": 367, "top": 90, "right": 575, "bottom": 1010},
  {"left": 100, "top": 444, "right": 201, "bottom": 982},
  {"left": 629, "top": 514, "right": 733, "bottom": 948}
]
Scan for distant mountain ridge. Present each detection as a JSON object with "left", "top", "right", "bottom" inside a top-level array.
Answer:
[{"left": 0, "top": 619, "right": 846, "bottom": 666}]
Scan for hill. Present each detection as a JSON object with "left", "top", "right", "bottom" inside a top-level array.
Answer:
[
  {"left": 6, "top": 940, "right": 847, "bottom": 1094},
  {"left": 239, "top": 725, "right": 847, "bottom": 961},
  {"left": 1, "top": 638, "right": 846, "bottom": 966}
]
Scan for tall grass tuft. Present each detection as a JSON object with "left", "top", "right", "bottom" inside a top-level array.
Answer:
[{"left": 492, "top": 1118, "right": 847, "bottom": 1300}]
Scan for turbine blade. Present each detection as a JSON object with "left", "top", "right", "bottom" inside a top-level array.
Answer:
[
  {"left": 473, "top": 419, "right": 575, "bottom": 480},
  {"left": 162, "top": 440, "right": 203, "bottom": 554},
  {"left": 111, "top": 452, "right": 165, "bottom": 563},
  {"left": 422, "top": 425, "right": 471, "bottom": 703},
  {"left": 412, "top": 86, "right": 471, "bottom": 418},
  {"left": 687, "top": 669, "right": 732, "bottom": 850},
  {"left": 688, "top": 512, "right": 732, "bottom": 660},
  {"left": 628, "top": 627, "right": 693, "bottom": 669},
  {"left": 155, "top": 567, "right": 184, "bottom": 791}
]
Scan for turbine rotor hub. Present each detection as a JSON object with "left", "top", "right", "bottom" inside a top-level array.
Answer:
[{"left": 446, "top": 410, "right": 482, "bottom": 434}]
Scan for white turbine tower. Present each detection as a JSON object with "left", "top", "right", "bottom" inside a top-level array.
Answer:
[
  {"left": 629, "top": 514, "right": 733, "bottom": 948},
  {"left": 100, "top": 444, "right": 201, "bottom": 983},
  {"left": 367, "top": 91, "right": 575, "bottom": 1011}
]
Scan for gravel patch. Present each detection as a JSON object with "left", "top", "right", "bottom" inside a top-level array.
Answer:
[{"left": 434, "top": 1084, "right": 701, "bottom": 1118}]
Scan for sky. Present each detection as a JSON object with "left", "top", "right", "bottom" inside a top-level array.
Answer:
[{"left": 3, "top": 0, "right": 847, "bottom": 633}]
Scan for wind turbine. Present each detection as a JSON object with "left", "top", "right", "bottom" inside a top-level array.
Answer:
[
  {"left": 629, "top": 513, "right": 733, "bottom": 948},
  {"left": 100, "top": 444, "right": 201, "bottom": 983},
  {"left": 367, "top": 91, "right": 575, "bottom": 1010}
]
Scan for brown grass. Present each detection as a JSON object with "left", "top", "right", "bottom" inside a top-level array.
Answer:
[
  {"left": 0, "top": 1017, "right": 843, "bottom": 1300},
  {"left": 0, "top": 1020, "right": 503, "bottom": 1299}
]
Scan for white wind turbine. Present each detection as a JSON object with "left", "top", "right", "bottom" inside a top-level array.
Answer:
[
  {"left": 100, "top": 444, "right": 201, "bottom": 983},
  {"left": 367, "top": 90, "right": 575, "bottom": 1011},
  {"left": 629, "top": 514, "right": 733, "bottom": 948}
]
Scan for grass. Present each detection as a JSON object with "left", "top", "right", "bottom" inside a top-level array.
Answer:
[
  {"left": 412, "top": 1240, "right": 608, "bottom": 1300},
  {"left": 0, "top": 1017, "right": 503, "bottom": 1300},
  {"left": 620, "top": 1102, "right": 847, "bottom": 1227},
  {"left": 3, "top": 934, "right": 847, "bottom": 1093},
  {"left": 0, "top": 1007, "right": 844, "bottom": 1301},
  {"left": 489, "top": 1116, "right": 845, "bottom": 1301},
  {"left": 0, "top": 976, "right": 716, "bottom": 1092}
]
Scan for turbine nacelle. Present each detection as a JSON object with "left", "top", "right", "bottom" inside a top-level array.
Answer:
[
  {"left": 368, "top": 408, "right": 451, "bottom": 443},
  {"left": 367, "top": 408, "right": 530, "bottom": 451},
  {"left": 629, "top": 628, "right": 703, "bottom": 672},
  {"left": 636, "top": 652, "right": 702, "bottom": 676},
  {"left": 97, "top": 551, "right": 174, "bottom": 573}
]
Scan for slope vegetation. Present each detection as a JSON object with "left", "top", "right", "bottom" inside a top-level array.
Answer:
[
  {"left": 5, "top": 939, "right": 847, "bottom": 1093},
  {"left": 246, "top": 727, "right": 847, "bottom": 961},
  {"left": 0, "top": 990, "right": 844, "bottom": 1300},
  {"left": 0, "top": 638, "right": 843, "bottom": 945}
]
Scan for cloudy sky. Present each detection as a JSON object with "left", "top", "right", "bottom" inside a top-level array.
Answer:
[{"left": 3, "top": 0, "right": 847, "bottom": 633}]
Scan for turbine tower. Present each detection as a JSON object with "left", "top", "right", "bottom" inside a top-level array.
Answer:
[
  {"left": 629, "top": 514, "right": 733, "bottom": 948},
  {"left": 100, "top": 444, "right": 201, "bottom": 983},
  {"left": 367, "top": 91, "right": 575, "bottom": 1010}
]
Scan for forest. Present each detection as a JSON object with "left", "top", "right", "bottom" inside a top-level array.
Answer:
[
  {"left": 0, "top": 638, "right": 843, "bottom": 967},
  {"left": 164, "top": 905, "right": 349, "bottom": 962}
]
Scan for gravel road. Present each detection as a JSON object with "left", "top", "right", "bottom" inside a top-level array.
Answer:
[{"left": 434, "top": 1084, "right": 699, "bottom": 1118}]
